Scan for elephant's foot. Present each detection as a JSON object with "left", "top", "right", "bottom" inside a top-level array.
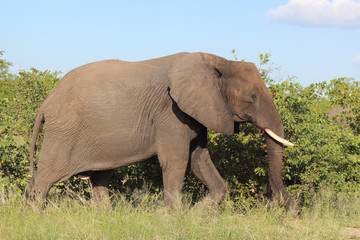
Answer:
[
  {"left": 92, "top": 185, "right": 111, "bottom": 207},
  {"left": 163, "top": 191, "right": 184, "bottom": 210},
  {"left": 89, "top": 170, "right": 113, "bottom": 207},
  {"left": 27, "top": 188, "right": 48, "bottom": 213},
  {"left": 193, "top": 196, "right": 219, "bottom": 211}
]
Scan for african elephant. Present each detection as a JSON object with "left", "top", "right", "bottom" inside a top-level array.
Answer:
[
  {"left": 29, "top": 52, "right": 294, "bottom": 208},
  {"left": 327, "top": 106, "right": 353, "bottom": 128}
]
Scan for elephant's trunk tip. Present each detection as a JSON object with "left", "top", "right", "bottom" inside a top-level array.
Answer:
[{"left": 264, "top": 128, "right": 294, "bottom": 147}]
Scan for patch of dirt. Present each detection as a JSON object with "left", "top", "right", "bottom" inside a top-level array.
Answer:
[{"left": 342, "top": 227, "right": 360, "bottom": 240}]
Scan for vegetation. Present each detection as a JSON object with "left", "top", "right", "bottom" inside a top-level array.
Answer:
[
  {"left": 0, "top": 188, "right": 359, "bottom": 239},
  {"left": 0, "top": 50, "right": 359, "bottom": 208}
]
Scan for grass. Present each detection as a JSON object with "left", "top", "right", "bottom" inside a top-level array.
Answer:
[{"left": 0, "top": 187, "right": 359, "bottom": 239}]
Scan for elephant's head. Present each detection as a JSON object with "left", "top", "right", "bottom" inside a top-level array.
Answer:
[{"left": 168, "top": 52, "right": 294, "bottom": 208}]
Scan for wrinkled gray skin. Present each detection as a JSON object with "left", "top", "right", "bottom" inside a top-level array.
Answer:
[{"left": 30, "top": 52, "right": 293, "bottom": 208}]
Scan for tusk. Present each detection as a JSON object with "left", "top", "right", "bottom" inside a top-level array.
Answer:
[{"left": 264, "top": 128, "right": 294, "bottom": 147}]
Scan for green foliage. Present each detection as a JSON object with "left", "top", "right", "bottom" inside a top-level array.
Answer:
[
  {"left": 0, "top": 51, "right": 359, "bottom": 207},
  {"left": 271, "top": 79, "right": 360, "bottom": 204},
  {"left": 207, "top": 127, "right": 269, "bottom": 204},
  {"left": 110, "top": 157, "right": 163, "bottom": 197},
  {"left": 326, "top": 77, "right": 360, "bottom": 133},
  {"left": 0, "top": 56, "right": 60, "bottom": 194},
  {"left": 0, "top": 51, "right": 14, "bottom": 81}
]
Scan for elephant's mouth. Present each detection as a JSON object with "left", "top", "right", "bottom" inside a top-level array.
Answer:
[
  {"left": 264, "top": 128, "right": 294, "bottom": 147},
  {"left": 233, "top": 113, "right": 249, "bottom": 123}
]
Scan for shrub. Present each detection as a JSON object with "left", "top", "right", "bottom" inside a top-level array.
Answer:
[{"left": 0, "top": 52, "right": 60, "bottom": 193}]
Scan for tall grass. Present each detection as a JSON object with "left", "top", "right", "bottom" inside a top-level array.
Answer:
[{"left": 0, "top": 186, "right": 359, "bottom": 239}]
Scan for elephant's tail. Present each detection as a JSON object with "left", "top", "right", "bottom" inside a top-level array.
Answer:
[{"left": 29, "top": 110, "right": 44, "bottom": 183}]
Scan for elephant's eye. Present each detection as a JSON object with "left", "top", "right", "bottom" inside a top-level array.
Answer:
[{"left": 251, "top": 94, "right": 257, "bottom": 102}]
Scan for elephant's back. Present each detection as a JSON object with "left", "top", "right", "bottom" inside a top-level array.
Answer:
[
  {"left": 39, "top": 53, "right": 186, "bottom": 130},
  {"left": 58, "top": 59, "right": 132, "bottom": 90},
  {"left": 43, "top": 59, "right": 153, "bottom": 108},
  {"left": 40, "top": 57, "right": 172, "bottom": 144},
  {"left": 49, "top": 52, "right": 188, "bottom": 99}
]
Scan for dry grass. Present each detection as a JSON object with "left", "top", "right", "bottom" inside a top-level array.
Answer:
[{"left": 0, "top": 187, "right": 359, "bottom": 239}]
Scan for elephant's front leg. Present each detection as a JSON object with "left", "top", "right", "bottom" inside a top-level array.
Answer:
[
  {"left": 157, "top": 141, "right": 189, "bottom": 208},
  {"left": 190, "top": 145, "right": 226, "bottom": 204}
]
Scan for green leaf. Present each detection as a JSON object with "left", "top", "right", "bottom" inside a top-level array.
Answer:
[{"left": 13, "top": 136, "right": 26, "bottom": 146}]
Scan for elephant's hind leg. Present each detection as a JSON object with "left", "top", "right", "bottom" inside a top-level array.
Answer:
[
  {"left": 30, "top": 167, "right": 73, "bottom": 202},
  {"left": 90, "top": 170, "right": 113, "bottom": 205},
  {"left": 190, "top": 145, "right": 226, "bottom": 204},
  {"left": 29, "top": 142, "right": 74, "bottom": 202}
]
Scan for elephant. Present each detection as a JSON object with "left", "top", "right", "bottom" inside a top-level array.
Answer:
[
  {"left": 327, "top": 106, "right": 353, "bottom": 128},
  {"left": 29, "top": 52, "right": 294, "bottom": 208}
]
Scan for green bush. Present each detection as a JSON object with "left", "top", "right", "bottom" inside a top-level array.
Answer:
[
  {"left": 0, "top": 51, "right": 359, "bottom": 207},
  {"left": 0, "top": 52, "right": 60, "bottom": 193}
]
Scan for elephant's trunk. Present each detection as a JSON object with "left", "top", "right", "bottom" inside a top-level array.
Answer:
[
  {"left": 265, "top": 135, "right": 293, "bottom": 209},
  {"left": 252, "top": 94, "right": 295, "bottom": 209}
]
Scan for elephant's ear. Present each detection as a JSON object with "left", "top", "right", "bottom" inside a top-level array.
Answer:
[{"left": 168, "top": 52, "right": 234, "bottom": 135}]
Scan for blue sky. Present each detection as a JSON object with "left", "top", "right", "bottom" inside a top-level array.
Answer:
[{"left": 1, "top": 0, "right": 359, "bottom": 86}]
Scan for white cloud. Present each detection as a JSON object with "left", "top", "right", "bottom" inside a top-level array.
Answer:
[
  {"left": 351, "top": 54, "right": 360, "bottom": 64},
  {"left": 268, "top": 0, "right": 360, "bottom": 29}
]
